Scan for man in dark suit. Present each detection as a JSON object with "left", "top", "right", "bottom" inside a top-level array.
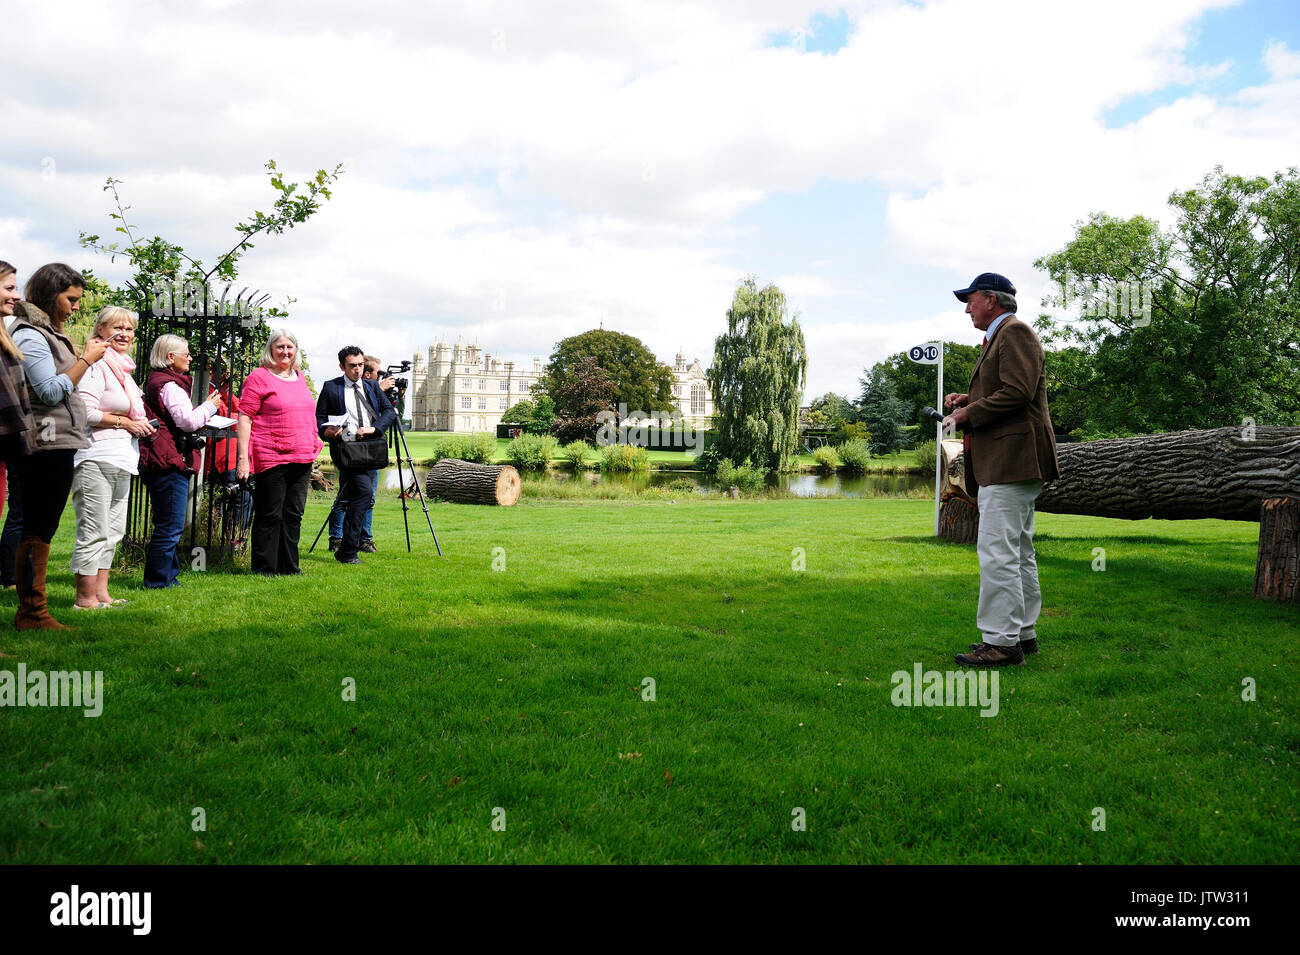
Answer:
[
  {"left": 942, "top": 273, "right": 1059, "bottom": 667},
  {"left": 316, "top": 346, "right": 397, "bottom": 565}
]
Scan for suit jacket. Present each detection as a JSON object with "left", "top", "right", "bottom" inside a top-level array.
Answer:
[
  {"left": 963, "top": 315, "right": 1059, "bottom": 487},
  {"left": 315, "top": 376, "right": 397, "bottom": 445}
]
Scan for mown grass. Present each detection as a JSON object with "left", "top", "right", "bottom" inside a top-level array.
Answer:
[{"left": 1, "top": 494, "right": 1295, "bottom": 864}]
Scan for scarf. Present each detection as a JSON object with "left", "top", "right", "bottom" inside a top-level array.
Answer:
[{"left": 102, "top": 348, "right": 147, "bottom": 420}]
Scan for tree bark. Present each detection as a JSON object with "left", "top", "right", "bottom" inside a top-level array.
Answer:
[
  {"left": 426, "top": 458, "right": 521, "bottom": 506},
  {"left": 1036, "top": 426, "right": 1300, "bottom": 521},
  {"left": 939, "top": 496, "right": 979, "bottom": 544},
  {"left": 1254, "top": 497, "right": 1300, "bottom": 603}
]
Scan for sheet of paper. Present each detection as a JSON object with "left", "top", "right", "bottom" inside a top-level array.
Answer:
[{"left": 207, "top": 415, "right": 238, "bottom": 429}]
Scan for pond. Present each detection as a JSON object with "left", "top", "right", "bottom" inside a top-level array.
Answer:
[
  {"left": 359, "top": 465, "right": 933, "bottom": 498},
  {"left": 527, "top": 468, "right": 932, "bottom": 498}
]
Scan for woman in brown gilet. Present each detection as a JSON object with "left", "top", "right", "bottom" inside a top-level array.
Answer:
[{"left": 8, "top": 263, "right": 108, "bottom": 629}]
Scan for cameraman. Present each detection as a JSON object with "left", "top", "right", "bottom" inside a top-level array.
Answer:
[
  {"left": 326, "top": 356, "right": 393, "bottom": 553},
  {"left": 317, "top": 347, "right": 395, "bottom": 564}
]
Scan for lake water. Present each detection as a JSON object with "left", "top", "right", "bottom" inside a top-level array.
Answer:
[
  {"left": 367, "top": 465, "right": 932, "bottom": 498},
  {"left": 529, "top": 468, "right": 931, "bottom": 498}
]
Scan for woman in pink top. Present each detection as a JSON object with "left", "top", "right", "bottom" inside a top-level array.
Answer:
[
  {"left": 236, "top": 329, "right": 322, "bottom": 575},
  {"left": 71, "top": 307, "right": 156, "bottom": 608}
]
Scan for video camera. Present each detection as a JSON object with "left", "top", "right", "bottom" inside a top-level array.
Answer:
[{"left": 383, "top": 361, "right": 411, "bottom": 401}]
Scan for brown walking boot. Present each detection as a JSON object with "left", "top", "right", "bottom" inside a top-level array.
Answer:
[{"left": 14, "top": 537, "right": 71, "bottom": 631}]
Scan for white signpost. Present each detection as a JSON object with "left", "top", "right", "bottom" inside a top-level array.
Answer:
[{"left": 906, "top": 341, "right": 943, "bottom": 536}]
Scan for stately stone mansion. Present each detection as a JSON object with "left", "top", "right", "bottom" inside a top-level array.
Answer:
[{"left": 408, "top": 339, "right": 714, "bottom": 432}]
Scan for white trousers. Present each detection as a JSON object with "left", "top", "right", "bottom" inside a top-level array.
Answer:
[
  {"left": 976, "top": 479, "right": 1044, "bottom": 647},
  {"left": 71, "top": 460, "right": 132, "bottom": 575}
]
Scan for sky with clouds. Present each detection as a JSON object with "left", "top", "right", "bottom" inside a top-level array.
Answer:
[{"left": 4, "top": 0, "right": 1298, "bottom": 401}]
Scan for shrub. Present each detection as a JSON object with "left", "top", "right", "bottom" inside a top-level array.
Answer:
[
  {"left": 663, "top": 477, "right": 698, "bottom": 493},
  {"left": 913, "top": 439, "right": 937, "bottom": 473},
  {"left": 715, "top": 457, "right": 768, "bottom": 493},
  {"left": 433, "top": 432, "right": 496, "bottom": 464},
  {"left": 812, "top": 445, "right": 840, "bottom": 472},
  {"left": 562, "top": 440, "right": 591, "bottom": 468},
  {"left": 837, "top": 439, "right": 872, "bottom": 473},
  {"left": 694, "top": 444, "right": 721, "bottom": 472},
  {"left": 506, "top": 433, "right": 557, "bottom": 470},
  {"left": 600, "top": 444, "right": 650, "bottom": 472}
]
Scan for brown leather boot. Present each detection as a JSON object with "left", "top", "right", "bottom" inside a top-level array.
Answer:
[{"left": 14, "top": 537, "right": 71, "bottom": 631}]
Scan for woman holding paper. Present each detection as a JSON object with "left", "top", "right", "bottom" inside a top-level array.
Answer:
[
  {"left": 139, "top": 333, "right": 226, "bottom": 588},
  {"left": 70, "top": 307, "right": 155, "bottom": 608}
]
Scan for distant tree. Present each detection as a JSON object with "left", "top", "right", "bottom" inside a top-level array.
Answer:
[
  {"left": 501, "top": 399, "right": 536, "bottom": 423},
  {"left": 858, "top": 365, "right": 910, "bottom": 454},
  {"left": 1034, "top": 165, "right": 1300, "bottom": 433},
  {"left": 528, "top": 395, "right": 557, "bottom": 435},
  {"left": 809, "top": 392, "right": 858, "bottom": 426},
  {"left": 708, "top": 277, "right": 807, "bottom": 472},
  {"left": 541, "top": 329, "right": 675, "bottom": 415},
  {"left": 550, "top": 358, "right": 616, "bottom": 444}
]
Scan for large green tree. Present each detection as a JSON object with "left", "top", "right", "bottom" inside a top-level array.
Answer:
[
  {"left": 540, "top": 329, "right": 675, "bottom": 416},
  {"left": 1034, "top": 165, "right": 1300, "bottom": 434},
  {"left": 550, "top": 357, "right": 616, "bottom": 444},
  {"left": 708, "top": 277, "right": 808, "bottom": 472}
]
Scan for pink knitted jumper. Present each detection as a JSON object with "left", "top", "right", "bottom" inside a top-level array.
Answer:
[{"left": 239, "top": 367, "right": 323, "bottom": 474}]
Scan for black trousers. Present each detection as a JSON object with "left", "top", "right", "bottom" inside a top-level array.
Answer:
[
  {"left": 0, "top": 440, "right": 25, "bottom": 584},
  {"left": 250, "top": 462, "right": 311, "bottom": 575},
  {"left": 335, "top": 467, "right": 374, "bottom": 561},
  {"left": 16, "top": 449, "right": 76, "bottom": 543}
]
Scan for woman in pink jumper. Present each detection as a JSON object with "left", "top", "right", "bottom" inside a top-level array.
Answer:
[{"left": 236, "top": 329, "right": 322, "bottom": 575}]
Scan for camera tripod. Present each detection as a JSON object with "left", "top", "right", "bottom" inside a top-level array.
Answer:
[{"left": 309, "top": 397, "right": 442, "bottom": 556}]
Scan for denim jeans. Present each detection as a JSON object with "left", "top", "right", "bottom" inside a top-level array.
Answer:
[
  {"left": 328, "top": 467, "right": 379, "bottom": 540},
  {"left": 143, "top": 470, "right": 190, "bottom": 588}
]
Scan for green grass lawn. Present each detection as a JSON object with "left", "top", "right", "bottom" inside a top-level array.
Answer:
[{"left": 1, "top": 493, "right": 1295, "bottom": 863}]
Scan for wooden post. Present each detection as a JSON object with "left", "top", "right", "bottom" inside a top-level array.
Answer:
[{"left": 1254, "top": 497, "right": 1300, "bottom": 603}]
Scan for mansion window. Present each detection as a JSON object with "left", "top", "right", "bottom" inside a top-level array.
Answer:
[
  {"left": 500, "top": 380, "right": 509, "bottom": 390},
  {"left": 479, "top": 379, "right": 486, "bottom": 390},
  {"left": 499, "top": 398, "right": 508, "bottom": 409},
  {"left": 691, "top": 382, "right": 706, "bottom": 415},
  {"left": 478, "top": 397, "right": 487, "bottom": 409},
  {"left": 461, "top": 397, "right": 471, "bottom": 409}
]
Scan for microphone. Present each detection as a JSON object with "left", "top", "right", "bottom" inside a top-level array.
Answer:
[{"left": 921, "top": 406, "right": 945, "bottom": 423}]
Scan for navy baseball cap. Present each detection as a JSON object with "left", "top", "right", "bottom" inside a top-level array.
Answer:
[{"left": 953, "top": 272, "right": 1016, "bottom": 302}]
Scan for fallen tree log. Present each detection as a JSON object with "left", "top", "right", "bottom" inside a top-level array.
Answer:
[
  {"left": 1036, "top": 426, "right": 1300, "bottom": 522},
  {"left": 426, "top": 458, "right": 520, "bottom": 506}
]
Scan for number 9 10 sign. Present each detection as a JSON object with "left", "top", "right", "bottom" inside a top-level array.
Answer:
[{"left": 907, "top": 343, "right": 941, "bottom": 365}]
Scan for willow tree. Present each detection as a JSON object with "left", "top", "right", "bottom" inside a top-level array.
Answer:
[{"left": 708, "top": 278, "right": 807, "bottom": 472}]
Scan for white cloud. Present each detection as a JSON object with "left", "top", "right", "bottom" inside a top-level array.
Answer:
[{"left": 3, "top": 0, "right": 1295, "bottom": 400}]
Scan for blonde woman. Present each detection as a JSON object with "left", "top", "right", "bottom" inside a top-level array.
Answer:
[
  {"left": 70, "top": 307, "right": 155, "bottom": 608},
  {"left": 236, "top": 329, "right": 322, "bottom": 575}
]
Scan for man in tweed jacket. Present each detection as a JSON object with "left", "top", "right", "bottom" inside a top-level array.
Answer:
[{"left": 943, "top": 273, "right": 1059, "bottom": 667}]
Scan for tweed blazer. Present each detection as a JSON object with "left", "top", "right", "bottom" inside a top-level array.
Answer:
[{"left": 963, "top": 314, "right": 1059, "bottom": 488}]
